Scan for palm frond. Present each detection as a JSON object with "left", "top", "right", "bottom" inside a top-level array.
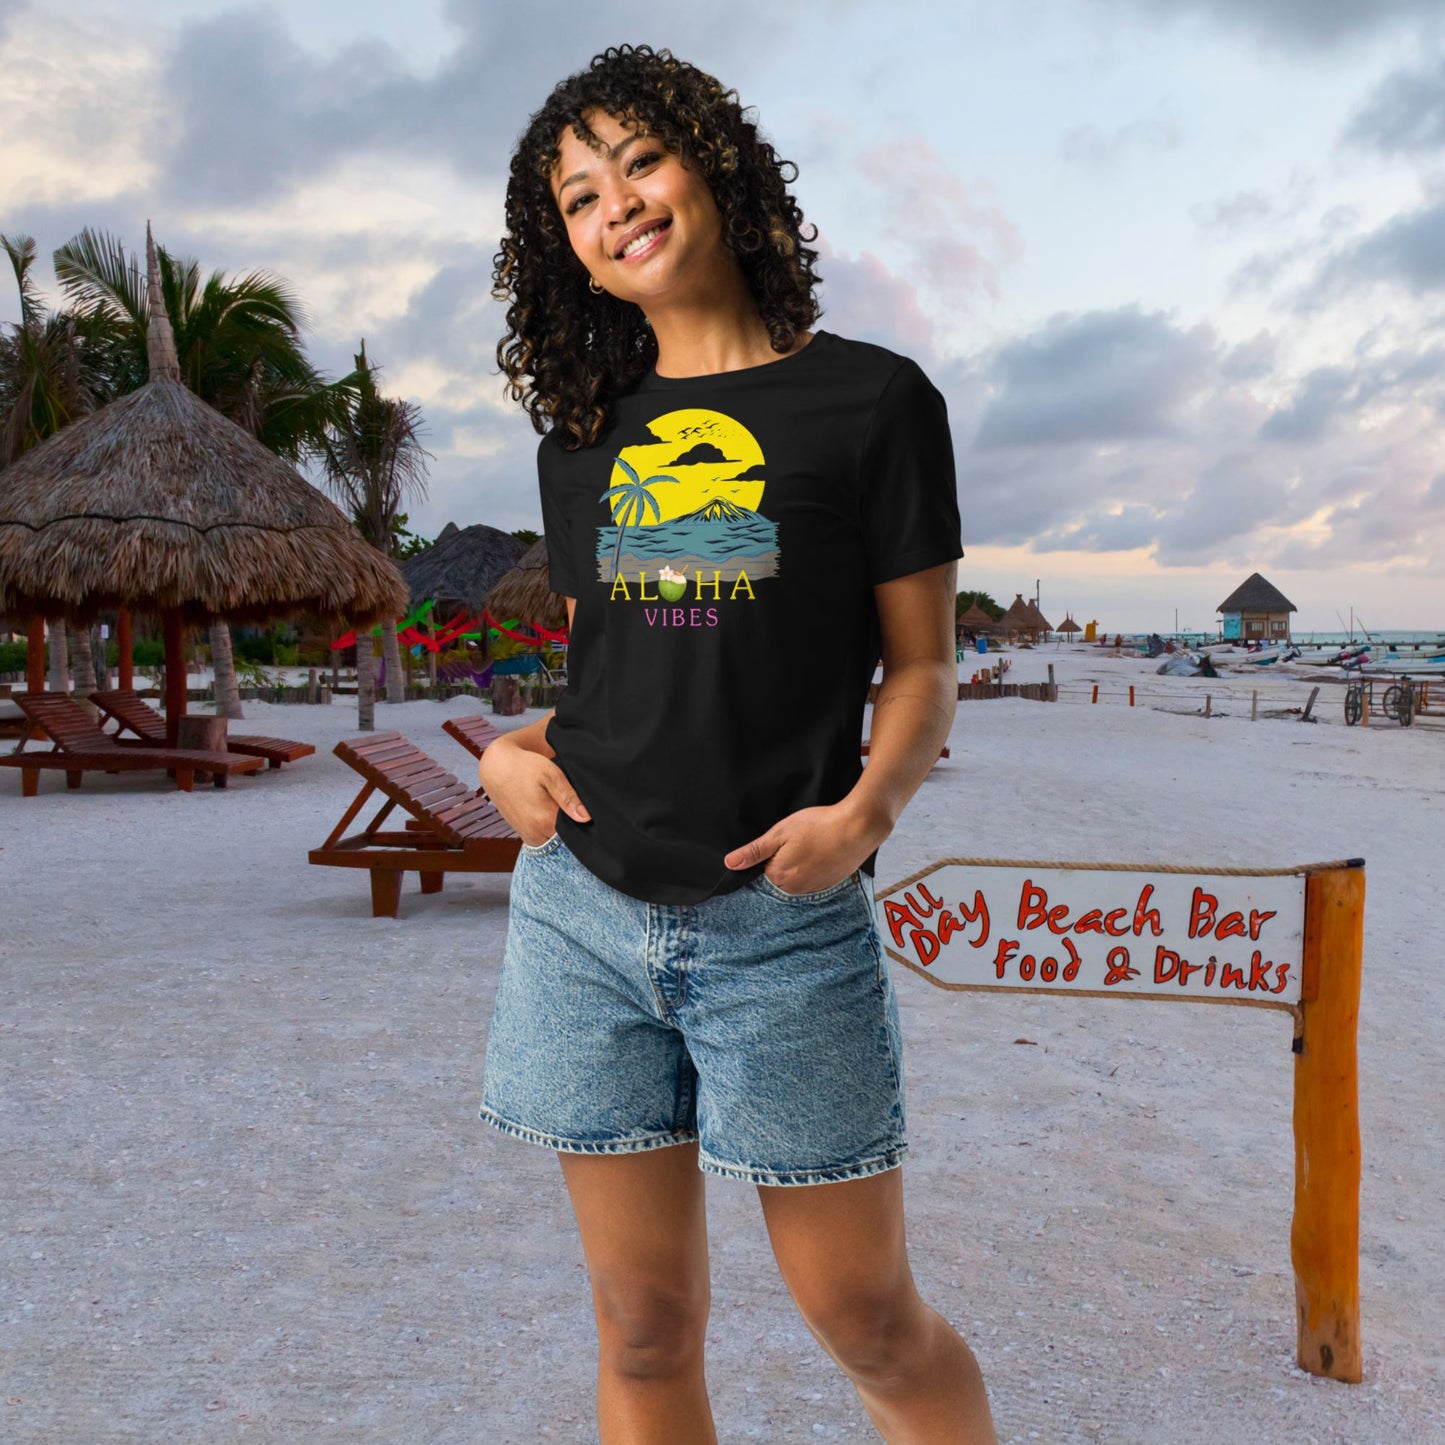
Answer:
[
  {"left": 1, "top": 233, "right": 40, "bottom": 328},
  {"left": 53, "top": 228, "right": 147, "bottom": 327}
]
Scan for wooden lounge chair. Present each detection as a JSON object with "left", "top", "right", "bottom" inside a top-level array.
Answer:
[
  {"left": 309, "top": 732, "right": 521, "bottom": 917},
  {"left": 0, "top": 691, "right": 263, "bottom": 797},
  {"left": 0, "top": 685, "right": 26, "bottom": 740},
  {"left": 441, "top": 712, "right": 507, "bottom": 761},
  {"left": 90, "top": 687, "right": 315, "bottom": 768}
]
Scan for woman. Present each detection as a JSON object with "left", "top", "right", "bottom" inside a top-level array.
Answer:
[{"left": 479, "top": 45, "right": 996, "bottom": 1443}]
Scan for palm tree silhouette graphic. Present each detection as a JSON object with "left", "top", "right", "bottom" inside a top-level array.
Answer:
[{"left": 600, "top": 457, "right": 679, "bottom": 581}]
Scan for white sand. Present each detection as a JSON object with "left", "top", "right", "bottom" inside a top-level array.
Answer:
[{"left": 3, "top": 645, "right": 1440, "bottom": 1443}]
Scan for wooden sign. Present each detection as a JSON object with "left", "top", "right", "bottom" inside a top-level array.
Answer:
[
  {"left": 877, "top": 862, "right": 1305, "bottom": 1007},
  {"left": 875, "top": 857, "right": 1364, "bottom": 1386}
]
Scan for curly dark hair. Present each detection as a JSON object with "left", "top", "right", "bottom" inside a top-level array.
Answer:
[{"left": 492, "top": 45, "right": 821, "bottom": 450}]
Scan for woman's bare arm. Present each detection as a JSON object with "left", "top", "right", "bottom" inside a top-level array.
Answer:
[
  {"left": 723, "top": 561, "right": 957, "bottom": 892},
  {"left": 477, "top": 598, "right": 590, "bottom": 845}
]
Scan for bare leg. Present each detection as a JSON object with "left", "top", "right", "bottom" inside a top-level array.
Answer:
[
  {"left": 758, "top": 1168, "right": 995, "bottom": 1444},
  {"left": 558, "top": 1143, "right": 717, "bottom": 1444}
]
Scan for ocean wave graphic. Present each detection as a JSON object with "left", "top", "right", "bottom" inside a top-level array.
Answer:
[{"left": 596, "top": 517, "right": 780, "bottom": 582}]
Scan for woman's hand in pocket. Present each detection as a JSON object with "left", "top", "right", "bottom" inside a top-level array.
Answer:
[{"left": 479, "top": 731, "right": 590, "bottom": 847}]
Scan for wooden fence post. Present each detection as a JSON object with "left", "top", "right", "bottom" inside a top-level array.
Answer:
[{"left": 1292, "top": 863, "right": 1364, "bottom": 1382}]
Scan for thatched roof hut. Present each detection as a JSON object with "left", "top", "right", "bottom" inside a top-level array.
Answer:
[
  {"left": 0, "top": 228, "right": 405, "bottom": 630},
  {"left": 999, "top": 593, "right": 1036, "bottom": 638},
  {"left": 484, "top": 538, "right": 567, "bottom": 632},
  {"left": 1024, "top": 599, "right": 1053, "bottom": 635},
  {"left": 956, "top": 602, "right": 995, "bottom": 634},
  {"left": 1217, "top": 572, "right": 1296, "bottom": 643},
  {"left": 1217, "top": 573, "right": 1296, "bottom": 615},
  {"left": 1057, "top": 614, "right": 1082, "bottom": 636},
  {"left": 0, "top": 224, "right": 406, "bottom": 739},
  {"left": 400, "top": 522, "right": 528, "bottom": 615}
]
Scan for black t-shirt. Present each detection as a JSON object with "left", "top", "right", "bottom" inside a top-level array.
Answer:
[{"left": 539, "top": 329, "right": 961, "bottom": 905}]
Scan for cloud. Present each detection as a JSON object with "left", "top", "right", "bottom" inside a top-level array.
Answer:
[
  {"left": 943, "top": 296, "right": 1445, "bottom": 573},
  {"left": 1257, "top": 366, "right": 1355, "bottom": 443},
  {"left": 1035, "top": 503, "right": 1163, "bottom": 553},
  {"left": 1107, "top": 0, "right": 1442, "bottom": 48},
  {"left": 1191, "top": 190, "right": 1273, "bottom": 232},
  {"left": 855, "top": 140, "right": 1022, "bottom": 310},
  {"left": 1317, "top": 200, "right": 1445, "bottom": 297},
  {"left": 666, "top": 442, "right": 733, "bottom": 466},
  {"left": 974, "top": 308, "right": 1217, "bottom": 449},
  {"left": 1346, "top": 59, "right": 1445, "bottom": 155},
  {"left": 1059, "top": 117, "right": 1180, "bottom": 169},
  {"left": 156, "top": 1, "right": 810, "bottom": 208},
  {"left": 814, "top": 240, "right": 941, "bottom": 359}
]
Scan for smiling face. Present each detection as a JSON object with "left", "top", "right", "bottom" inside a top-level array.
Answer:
[{"left": 552, "top": 109, "right": 734, "bottom": 309}]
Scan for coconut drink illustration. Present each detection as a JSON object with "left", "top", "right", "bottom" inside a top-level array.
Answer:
[{"left": 658, "top": 565, "right": 688, "bottom": 602}]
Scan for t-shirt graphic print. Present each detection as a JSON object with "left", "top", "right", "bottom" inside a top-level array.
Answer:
[
  {"left": 539, "top": 330, "right": 962, "bottom": 906},
  {"left": 598, "top": 408, "right": 776, "bottom": 623}
]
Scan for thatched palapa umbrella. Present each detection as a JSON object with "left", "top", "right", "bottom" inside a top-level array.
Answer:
[
  {"left": 483, "top": 538, "right": 567, "bottom": 635},
  {"left": 400, "top": 522, "right": 529, "bottom": 620},
  {"left": 0, "top": 225, "right": 406, "bottom": 744},
  {"left": 957, "top": 602, "right": 995, "bottom": 635},
  {"left": 1024, "top": 599, "right": 1053, "bottom": 637},
  {"left": 998, "top": 593, "right": 1035, "bottom": 640},
  {"left": 1058, "top": 614, "right": 1082, "bottom": 638}
]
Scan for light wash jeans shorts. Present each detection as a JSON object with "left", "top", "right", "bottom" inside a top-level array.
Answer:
[{"left": 479, "top": 834, "right": 908, "bottom": 1186}]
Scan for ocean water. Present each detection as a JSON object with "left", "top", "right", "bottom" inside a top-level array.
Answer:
[
  {"left": 1288, "top": 630, "right": 1445, "bottom": 647},
  {"left": 596, "top": 516, "right": 780, "bottom": 583},
  {"left": 1130, "top": 629, "right": 1445, "bottom": 649}
]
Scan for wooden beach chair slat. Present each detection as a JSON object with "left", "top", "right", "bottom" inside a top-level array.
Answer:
[
  {"left": 310, "top": 731, "right": 522, "bottom": 917},
  {"left": 0, "top": 692, "right": 263, "bottom": 797},
  {"left": 441, "top": 715, "right": 507, "bottom": 759},
  {"left": 90, "top": 689, "right": 315, "bottom": 768}
]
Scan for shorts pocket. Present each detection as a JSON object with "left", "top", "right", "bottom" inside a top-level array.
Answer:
[
  {"left": 752, "top": 870, "right": 861, "bottom": 904},
  {"left": 520, "top": 833, "right": 562, "bottom": 858}
]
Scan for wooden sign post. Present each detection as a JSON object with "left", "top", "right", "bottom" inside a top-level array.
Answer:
[{"left": 876, "top": 857, "right": 1364, "bottom": 1383}]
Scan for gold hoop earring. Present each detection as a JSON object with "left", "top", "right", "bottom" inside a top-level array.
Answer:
[{"left": 589, "top": 277, "right": 604, "bottom": 295}]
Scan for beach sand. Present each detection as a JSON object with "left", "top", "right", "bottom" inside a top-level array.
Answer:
[{"left": 3, "top": 644, "right": 1441, "bottom": 1443}]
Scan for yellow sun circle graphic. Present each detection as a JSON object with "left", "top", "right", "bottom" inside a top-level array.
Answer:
[{"left": 606, "top": 409, "right": 765, "bottom": 525}]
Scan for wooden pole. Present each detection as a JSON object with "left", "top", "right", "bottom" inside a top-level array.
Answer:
[
  {"left": 162, "top": 610, "right": 187, "bottom": 748},
  {"left": 1291, "top": 864, "right": 1364, "bottom": 1382},
  {"left": 117, "top": 609, "right": 134, "bottom": 691},
  {"left": 26, "top": 618, "right": 45, "bottom": 691},
  {"left": 1251, "top": 690, "right": 1258, "bottom": 721},
  {"left": 1091, "top": 683, "right": 1099, "bottom": 704},
  {"left": 1128, "top": 685, "right": 1135, "bottom": 707}
]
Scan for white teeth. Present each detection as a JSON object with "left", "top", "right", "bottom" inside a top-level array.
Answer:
[{"left": 620, "top": 224, "right": 665, "bottom": 258}]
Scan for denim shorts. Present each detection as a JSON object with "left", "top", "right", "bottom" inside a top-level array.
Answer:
[{"left": 478, "top": 835, "right": 907, "bottom": 1186}]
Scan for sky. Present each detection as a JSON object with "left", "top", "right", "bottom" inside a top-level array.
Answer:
[{"left": 5, "top": 0, "right": 1445, "bottom": 632}]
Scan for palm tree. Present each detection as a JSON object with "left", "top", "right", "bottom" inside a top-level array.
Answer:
[
  {"left": 600, "top": 458, "right": 678, "bottom": 581},
  {"left": 0, "top": 235, "right": 116, "bottom": 463},
  {"left": 315, "top": 341, "right": 429, "bottom": 720},
  {"left": 0, "top": 233, "right": 120, "bottom": 692},
  {"left": 52, "top": 228, "right": 347, "bottom": 716}
]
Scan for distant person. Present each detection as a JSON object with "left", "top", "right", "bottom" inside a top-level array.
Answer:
[{"left": 475, "top": 44, "right": 994, "bottom": 1443}]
